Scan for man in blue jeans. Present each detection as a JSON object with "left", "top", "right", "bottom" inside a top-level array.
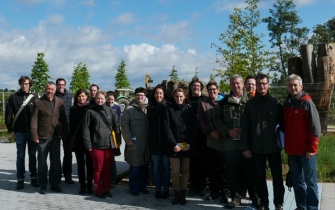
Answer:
[
  {"left": 5, "top": 76, "right": 39, "bottom": 190},
  {"left": 283, "top": 74, "right": 321, "bottom": 210}
]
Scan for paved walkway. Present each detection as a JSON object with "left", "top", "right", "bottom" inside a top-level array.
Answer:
[{"left": 0, "top": 142, "right": 334, "bottom": 209}]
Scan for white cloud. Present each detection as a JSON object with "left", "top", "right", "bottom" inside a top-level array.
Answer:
[
  {"left": 213, "top": 0, "right": 247, "bottom": 12},
  {"left": 111, "top": 12, "right": 135, "bottom": 25},
  {"left": 47, "top": 15, "right": 64, "bottom": 26},
  {"left": 159, "top": 21, "right": 191, "bottom": 42}
]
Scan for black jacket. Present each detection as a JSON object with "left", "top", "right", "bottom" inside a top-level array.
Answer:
[
  {"left": 5, "top": 89, "right": 37, "bottom": 133},
  {"left": 55, "top": 89, "right": 72, "bottom": 120},
  {"left": 148, "top": 99, "right": 168, "bottom": 155},
  {"left": 163, "top": 103, "right": 196, "bottom": 157},
  {"left": 82, "top": 104, "right": 120, "bottom": 150},
  {"left": 241, "top": 92, "right": 283, "bottom": 154},
  {"left": 67, "top": 102, "right": 90, "bottom": 151}
]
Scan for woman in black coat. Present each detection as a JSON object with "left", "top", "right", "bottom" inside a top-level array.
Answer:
[
  {"left": 164, "top": 88, "right": 195, "bottom": 205},
  {"left": 67, "top": 89, "right": 93, "bottom": 195},
  {"left": 148, "top": 85, "right": 170, "bottom": 199}
]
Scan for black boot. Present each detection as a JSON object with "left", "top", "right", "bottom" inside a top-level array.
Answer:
[
  {"left": 172, "top": 190, "right": 180, "bottom": 205},
  {"left": 179, "top": 190, "right": 187, "bottom": 205}
]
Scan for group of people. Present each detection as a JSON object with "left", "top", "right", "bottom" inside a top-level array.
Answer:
[{"left": 5, "top": 73, "right": 320, "bottom": 210}]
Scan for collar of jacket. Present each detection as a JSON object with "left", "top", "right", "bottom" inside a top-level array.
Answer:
[
  {"left": 55, "top": 89, "right": 69, "bottom": 96},
  {"left": 227, "top": 90, "right": 249, "bottom": 104},
  {"left": 17, "top": 89, "right": 31, "bottom": 96},
  {"left": 40, "top": 94, "right": 56, "bottom": 101}
]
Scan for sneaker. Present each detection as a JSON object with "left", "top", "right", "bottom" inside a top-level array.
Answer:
[
  {"left": 206, "top": 193, "right": 220, "bottom": 201},
  {"left": 31, "top": 179, "right": 39, "bottom": 188},
  {"left": 131, "top": 192, "right": 139, "bottom": 196},
  {"left": 16, "top": 181, "right": 24, "bottom": 190},
  {"left": 86, "top": 186, "right": 94, "bottom": 194},
  {"left": 251, "top": 195, "right": 261, "bottom": 208},
  {"left": 188, "top": 189, "right": 197, "bottom": 196},
  {"left": 79, "top": 187, "right": 86, "bottom": 195},
  {"left": 197, "top": 189, "right": 206, "bottom": 196},
  {"left": 225, "top": 197, "right": 241, "bottom": 209},
  {"left": 275, "top": 204, "right": 283, "bottom": 210},
  {"left": 39, "top": 186, "right": 47, "bottom": 195},
  {"left": 161, "top": 191, "right": 169, "bottom": 199},
  {"left": 140, "top": 189, "right": 149, "bottom": 194},
  {"left": 155, "top": 191, "right": 161, "bottom": 199},
  {"left": 95, "top": 192, "right": 106, "bottom": 199},
  {"left": 220, "top": 194, "right": 229, "bottom": 204},
  {"left": 258, "top": 205, "right": 270, "bottom": 210},
  {"left": 65, "top": 177, "right": 74, "bottom": 184},
  {"left": 50, "top": 185, "right": 63, "bottom": 193},
  {"left": 105, "top": 191, "right": 112, "bottom": 198}
]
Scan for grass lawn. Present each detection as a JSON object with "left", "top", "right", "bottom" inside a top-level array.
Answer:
[{"left": 277, "top": 133, "right": 335, "bottom": 182}]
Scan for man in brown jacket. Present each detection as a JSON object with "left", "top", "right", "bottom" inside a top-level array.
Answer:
[{"left": 30, "top": 81, "right": 69, "bottom": 195}]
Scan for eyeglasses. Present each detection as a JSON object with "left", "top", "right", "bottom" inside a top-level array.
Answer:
[
  {"left": 208, "top": 88, "right": 217, "bottom": 91},
  {"left": 21, "top": 83, "right": 30, "bottom": 86},
  {"left": 57, "top": 84, "right": 65, "bottom": 86},
  {"left": 257, "top": 83, "right": 269, "bottom": 86}
]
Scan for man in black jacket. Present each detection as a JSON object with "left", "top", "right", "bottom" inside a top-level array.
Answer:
[
  {"left": 5, "top": 76, "right": 39, "bottom": 190},
  {"left": 55, "top": 78, "right": 73, "bottom": 184},
  {"left": 241, "top": 74, "right": 285, "bottom": 210}
]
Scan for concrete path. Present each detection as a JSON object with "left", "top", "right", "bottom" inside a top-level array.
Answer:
[{"left": 0, "top": 142, "right": 333, "bottom": 209}]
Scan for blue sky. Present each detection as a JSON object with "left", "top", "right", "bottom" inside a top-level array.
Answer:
[{"left": 1, "top": 0, "right": 335, "bottom": 91}]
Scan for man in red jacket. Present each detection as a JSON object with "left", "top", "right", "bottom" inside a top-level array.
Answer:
[{"left": 283, "top": 74, "right": 321, "bottom": 210}]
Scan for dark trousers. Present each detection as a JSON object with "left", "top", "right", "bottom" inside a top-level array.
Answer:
[
  {"left": 190, "top": 153, "right": 207, "bottom": 191},
  {"left": 74, "top": 148, "right": 93, "bottom": 188},
  {"left": 37, "top": 135, "right": 61, "bottom": 187},
  {"left": 206, "top": 147, "right": 229, "bottom": 196},
  {"left": 252, "top": 152, "right": 285, "bottom": 206},
  {"left": 129, "top": 164, "right": 149, "bottom": 193},
  {"left": 223, "top": 149, "right": 244, "bottom": 198},
  {"left": 62, "top": 148, "right": 73, "bottom": 178}
]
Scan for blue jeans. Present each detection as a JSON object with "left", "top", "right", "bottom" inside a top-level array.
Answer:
[
  {"left": 252, "top": 152, "right": 285, "bottom": 206},
  {"left": 15, "top": 132, "right": 37, "bottom": 181},
  {"left": 129, "top": 164, "right": 149, "bottom": 193},
  {"left": 288, "top": 155, "right": 319, "bottom": 210},
  {"left": 151, "top": 155, "right": 170, "bottom": 192}
]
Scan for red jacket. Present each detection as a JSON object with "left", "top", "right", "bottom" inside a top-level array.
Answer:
[{"left": 283, "top": 91, "right": 321, "bottom": 155}]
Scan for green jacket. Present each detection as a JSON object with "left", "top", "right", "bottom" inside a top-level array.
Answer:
[{"left": 212, "top": 91, "right": 250, "bottom": 150}]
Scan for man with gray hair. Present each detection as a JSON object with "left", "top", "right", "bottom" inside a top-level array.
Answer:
[
  {"left": 212, "top": 74, "right": 259, "bottom": 209},
  {"left": 30, "top": 81, "right": 69, "bottom": 194},
  {"left": 283, "top": 74, "right": 320, "bottom": 210}
]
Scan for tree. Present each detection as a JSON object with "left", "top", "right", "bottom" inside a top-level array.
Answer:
[
  {"left": 212, "top": 0, "right": 273, "bottom": 92},
  {"left": 309, "top": 17, "right": 335, "bottom": 48},
  {"left": 263, "top": 0, "right": 309, "bottom": 80},
  {"left": 115, "top": 59, "right": 131, "bottom": 89},
  {"left": 242, "top": 0, "right": 275, "bottom": 75},
  {"left": 211, "top": 7, "right": 247, "bottom": 92},
  {"left": 30, "top": 52, "right": 51, "bottom": 93},
  {"left": 69, "top": 62, "right": 90, "bottom": 94},
  {"left": 169, "top": 65, "right": 179, "bottom": 81}
]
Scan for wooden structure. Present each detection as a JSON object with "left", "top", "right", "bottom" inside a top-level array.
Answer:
[{"left": 288, "top": 43, "right": 335, "bottom": 133}]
